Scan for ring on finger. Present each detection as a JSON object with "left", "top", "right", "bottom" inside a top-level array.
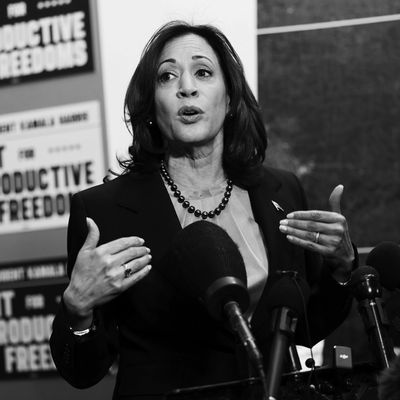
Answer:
[
  {"left": 122, "top": 263, "right": 132, "bottom": 279},
  {"left": 314, "top": 232, "right": 320, "bottom": 244}
]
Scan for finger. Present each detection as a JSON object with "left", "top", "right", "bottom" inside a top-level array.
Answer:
[
  {"left": 280, "top": 218, "right": 345, "bottom": 236},
  {"left": 279, "top": 225, "right": 320, "bottom": 243},
  {"left": 98, "top": 236, "right": 145, "bottom": 256},
  {"left": 281, "top": 225, "right": 342, "bottom": 249},
  {"left": 286, "top": 210, "right": 341, "bottom": 222},
  {"left": 114, "top": 246, "right": 151, "bottom": 267},
  {"left": 329, "top": 184, "right": 344, "bottom": 214},
  {"left": 280, "top": 218, "right": 326, "bottom": 234},
  {"left": 122, "top": 264, "right": 152, "bottom": 289},
  {"left": 285, "top": 234, "right": 331, "bottom": 256},
  {"left": 81, "top": 217, "right": 100, "bottom": 251},
  {"left": 117, "top": 252, "right": 152, "bottom": 277}
]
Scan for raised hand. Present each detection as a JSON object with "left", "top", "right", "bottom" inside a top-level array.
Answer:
[
  {"left": 63, "top": 218, "right": 152, "bottom": 326},
  {"left": 279, "top": 185, "right": 354, "bottom": 281}
]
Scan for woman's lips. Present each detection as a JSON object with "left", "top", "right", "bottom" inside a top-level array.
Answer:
[
  {"left": 179, "top": 114, "right": 202, "bottom": 123},
  {"left": 178, "top": 106, "right": 204, "bottom": 123}
]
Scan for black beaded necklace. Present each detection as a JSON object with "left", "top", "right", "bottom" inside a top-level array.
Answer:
[{"left": 160, "top": 160, "right": 233, "bottom": 220}]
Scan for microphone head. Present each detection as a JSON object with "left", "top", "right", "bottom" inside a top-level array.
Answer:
[
  {"left": 165, "top": 221, "right": 249, "bottom": 319},
  {"left": 366, "top": 242, "right": 400, "bottom": 291},
  {"left": 265, "top": 274, "right": 310, "bottom": 317},
  {"left": 350, "top": 265, "right": 381, "bottom": 300}
]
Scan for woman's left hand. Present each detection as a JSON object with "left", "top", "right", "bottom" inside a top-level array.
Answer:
[{"left": 279, "top": 185, "right": 355, "bottom": 282}]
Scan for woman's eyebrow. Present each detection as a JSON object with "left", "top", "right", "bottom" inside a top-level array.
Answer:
[
  {"left": 192, "top": 55, "right": 213, "bottom": 63},
  {"left": 158, "top": 58, "right": 176, "bottom": 68},
  {"left": 158, "top": 55, "right": 214, "bottom": 68}
]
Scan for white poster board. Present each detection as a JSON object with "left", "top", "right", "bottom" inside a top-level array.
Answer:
[{"left": 0, "top": 100, "right": 105, "bottom": 234}]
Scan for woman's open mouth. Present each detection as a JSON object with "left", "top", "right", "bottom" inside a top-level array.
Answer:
[{"left": 178, "top": 106, "right": 204, "bottom": 124}]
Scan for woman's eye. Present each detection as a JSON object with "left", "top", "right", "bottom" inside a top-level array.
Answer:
[
  {"left": 158, "top": 72, "right": 175, "bottom": 83},
  {"left": 196, "top": 69, "right": 212, "bottom": 78}
]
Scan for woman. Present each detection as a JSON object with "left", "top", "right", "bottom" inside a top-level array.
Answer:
[{"left": 50, "top": 21, "right": 356, "bottom": 399}]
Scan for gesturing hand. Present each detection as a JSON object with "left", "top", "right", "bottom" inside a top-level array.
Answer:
[
  {"left": 63, "top": 218, "right": 152, "bottom": 320},
  {"left": 279, "top": 185, "right": 355, "bottom": 280}
]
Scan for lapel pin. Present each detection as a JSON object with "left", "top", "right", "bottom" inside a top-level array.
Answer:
[{"left": 271, "top": 200, "right": 284, "bottom": 213}]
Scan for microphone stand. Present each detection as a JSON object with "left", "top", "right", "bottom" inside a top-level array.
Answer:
[
  {"left": 266, "top": 307, "right": 298, "bottom": 400},
  {"left": 224, "top": 301, "right": 269, "bottom": 400},
  {"left": 358, "top": 296, "right": 395, "bottom": 369},
  {"left": 352, "top": 272, "right": 395, "bottom": 369}
]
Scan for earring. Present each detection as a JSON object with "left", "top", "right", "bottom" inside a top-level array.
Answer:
[{"left": 148, "top": 120, "right": 153, "bottom": 125}]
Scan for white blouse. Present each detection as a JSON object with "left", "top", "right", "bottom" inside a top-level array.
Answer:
[{"left": 163, "top": 177, "right": 269, "bottom": 320}]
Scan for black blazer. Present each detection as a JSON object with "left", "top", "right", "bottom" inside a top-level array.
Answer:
[{"left": 50, "top": 167, "right": 354, "bottom": 399}]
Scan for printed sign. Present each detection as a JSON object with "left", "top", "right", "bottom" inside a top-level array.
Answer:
[
  {"left": 0, "top": 258, "right": 67, "bottom": 378},
  {"left": 0, "top": 0, "right": 94, "bottom": 86},
  {"left": 0, "top": 100, "right": 105, "bottom": 234}
]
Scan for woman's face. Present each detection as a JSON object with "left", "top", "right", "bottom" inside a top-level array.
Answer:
[{"left": 154, "top": 34, "right": 230, "bottom": 151}]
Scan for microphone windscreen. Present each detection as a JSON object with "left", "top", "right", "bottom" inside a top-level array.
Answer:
[
  {"left": 350, "top": 265, "right": 381, "bottom": 301},
  {"left": 351, "top": 265, "right": 380, "bottom": 284},
  {"left": 265, "top": 275, "right": 310, "bottom": 317},
  {"left": 165, "top": 221, "right": 248, "bottom": 308},
  {"left": 366, "top": 242, "right": 400, "bottom": 290}
]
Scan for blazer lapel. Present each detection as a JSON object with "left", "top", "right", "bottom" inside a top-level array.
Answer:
[
  {"left": 115, "top": 171, "right": 182, "bottom": 267},
  {"left": 249, "top": 169, "right": 286, "bottom": 273},
  {"left": 248, "top": 169, "right": 298, "bottom": 331}
]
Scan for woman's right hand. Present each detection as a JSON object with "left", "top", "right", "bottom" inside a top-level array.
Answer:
[{"left": 63, "top": 218, "right": 152, "bottom": 328}]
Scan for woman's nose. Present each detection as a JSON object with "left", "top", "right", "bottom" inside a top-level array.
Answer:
[{"left": 177, "top": 74, "right": 198, "bottom": 98}]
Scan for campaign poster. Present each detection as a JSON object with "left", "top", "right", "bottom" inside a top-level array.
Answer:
[
  {"left": 0, "top": 100, "right": 105, "bottom": 234},
  {"left": 0, "top": 258, "right": 67, "bottom": 379},
  {"left": 0, "top": 0, "right": 94, "bottom": 86}
]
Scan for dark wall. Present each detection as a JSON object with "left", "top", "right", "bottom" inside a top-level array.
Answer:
[{"left": 258, "top": 0, "right": 400, "bottom": 247}]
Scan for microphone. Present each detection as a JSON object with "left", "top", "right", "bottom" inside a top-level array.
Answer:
[
  {"left": 366, "top": 241, "right": 400, "bottom": 291},
  {"left": 350, "top": 265, "right": 395, "bottom": 369},
  {"left": 165, "top": 221, "right": 265, "bottom": 378},
  {"left": 265, "top": 274, "right": 310, "bottom": 400}
]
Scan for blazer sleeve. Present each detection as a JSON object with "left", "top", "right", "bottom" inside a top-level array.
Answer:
[
  {"left": 293, "top": 175, "right": 357, "bottom": 346},
  {"left": 49, "top": 192, "right": 118, "bottom": 389}
]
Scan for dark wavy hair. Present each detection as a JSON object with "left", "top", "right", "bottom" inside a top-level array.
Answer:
[{"left": 121, "top": 20, "right": 268, "bottom": 187}]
